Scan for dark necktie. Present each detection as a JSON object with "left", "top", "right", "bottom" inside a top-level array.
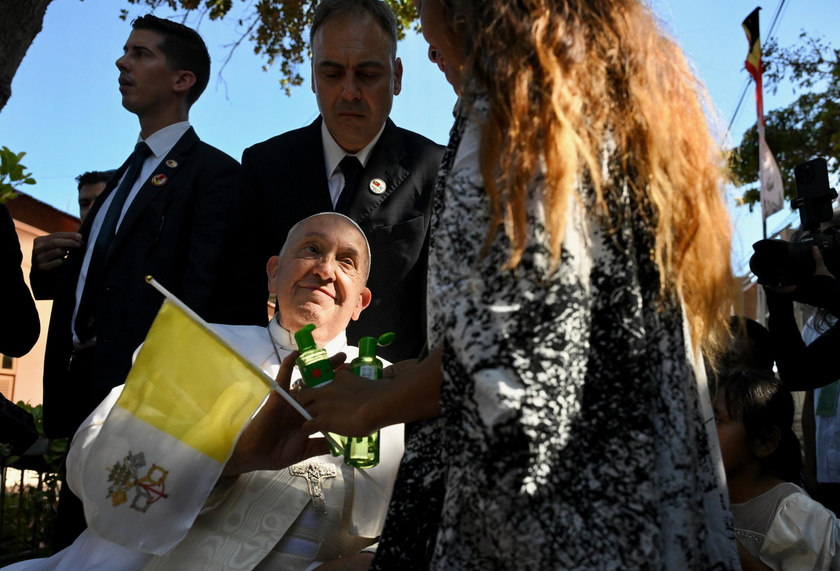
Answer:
[
  {"left": 74, "top": 141, "right": 152, "bottom": 342},
  {"left": 335, "top": 155, "right": 363, "bottom": 214}
]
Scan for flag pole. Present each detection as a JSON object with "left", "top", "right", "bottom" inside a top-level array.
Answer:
[
  {"left": 743, "top": 7, "right": 784, "bottom": 239},
  {"left": 145, "top": 276, "right": 345, "bottom": 454},
  {"left": 146, "top": 275, "right": 211, "bottom": 328}
]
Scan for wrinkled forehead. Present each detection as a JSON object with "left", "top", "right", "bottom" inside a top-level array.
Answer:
[
  {"left": 285, "top": 212, "right": 371, "bottom": 267},
  {"left": 311, "top": 12, "right": 397, "bottom": 59}
]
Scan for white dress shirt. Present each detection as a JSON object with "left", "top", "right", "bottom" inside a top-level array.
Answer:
[{"left": 320, "top": 120, "right": 385, "bottom": 208}]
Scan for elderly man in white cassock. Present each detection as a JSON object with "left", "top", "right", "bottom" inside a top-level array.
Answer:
[{"left": 6, "top": 213, "right": 403, "bottom": 571}]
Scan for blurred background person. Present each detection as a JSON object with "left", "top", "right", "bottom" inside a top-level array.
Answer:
[
  {"left": 75, "top": 170, "right": 111, "bottom": 224},
  {"left": 800, "top": 311, "right": 840, "bottom": 516},
  {"left": 1, "top": 202, "right": 39, "bottom": 358},
  {"left": 0, "top": 202, "right": 40, "bottom": 474},
  {"left": 765, "top": 214, "right": 840, "bottom": 391},
  {"left": 764, "top": 213, "right": 840, "bottom": 515},
  {"left": 30, "top": 170, "right": 113, "bottom": 299}
]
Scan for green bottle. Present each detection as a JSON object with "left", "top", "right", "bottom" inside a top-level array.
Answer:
[
  {"left": 344, "top": 332, "right": 394, "bottom": 469},
  {"left": 294, "top": 324, "right": 334, "bottom": 388},
  {"left": 294, "top": 324, "right": 344, "bottom": 455}
]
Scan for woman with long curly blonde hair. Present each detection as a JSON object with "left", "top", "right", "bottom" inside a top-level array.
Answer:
[{"left": 301, "top": 0, "right": 739, "bottom": 567}]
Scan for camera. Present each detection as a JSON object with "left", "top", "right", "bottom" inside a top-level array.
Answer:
[{"left": 749, "top": 158, "right": 839, "bottom": 287}]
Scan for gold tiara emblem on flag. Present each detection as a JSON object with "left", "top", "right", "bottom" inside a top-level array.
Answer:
[{"left": 106, "top": 450, "right": 170, "bottom": 513}]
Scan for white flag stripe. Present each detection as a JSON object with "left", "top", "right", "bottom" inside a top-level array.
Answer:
[
  {"left": 81, "top": 404, "right": 223, "bottom": 554},
  {"left": 757, "top": 120, "right": 784, "bottom": 219}
]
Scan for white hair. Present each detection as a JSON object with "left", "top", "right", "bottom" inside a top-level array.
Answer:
[{"left": 279, "top": 212, "right": 371, "bottom": 279}]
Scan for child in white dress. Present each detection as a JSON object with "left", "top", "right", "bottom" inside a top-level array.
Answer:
[{"left": 714, "top": 369, "right": 840, "bottom": 570}]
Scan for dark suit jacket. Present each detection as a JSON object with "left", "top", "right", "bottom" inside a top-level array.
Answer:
[
  {"left": 34, "top": 127, "right": 240, "bottom": 438},
  {"left": 228, "top": 117, "right": 443, "bottom": 362},
  {"left": 1, "top": 204, "right": 40, "bottom": 358}
]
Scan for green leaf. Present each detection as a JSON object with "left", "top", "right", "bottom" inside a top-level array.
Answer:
[{"left": 0, "top": 145, "right": 37, "bottom": 202}]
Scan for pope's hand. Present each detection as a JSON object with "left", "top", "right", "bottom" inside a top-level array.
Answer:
[{"left": 222, "top": 352, "right": 329, "bottom": 476}]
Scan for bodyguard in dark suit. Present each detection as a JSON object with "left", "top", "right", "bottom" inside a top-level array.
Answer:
[
  {"left": 35, "top": 14, "right": 238, "bottom": 441},
  {"left": 33, "top": 14, "right": 239, "bottom": 550},
  {"left": 230, "top": 0, "right": 443, "bottom": 362}
]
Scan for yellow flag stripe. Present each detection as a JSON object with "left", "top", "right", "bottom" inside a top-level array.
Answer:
[{"left": 117, "top": 302, "right": 270, "bottom": 463}]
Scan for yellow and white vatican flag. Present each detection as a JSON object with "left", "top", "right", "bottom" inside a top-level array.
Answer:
[{"left": 77, "top": 279, "right": 274, "bottom": 554}]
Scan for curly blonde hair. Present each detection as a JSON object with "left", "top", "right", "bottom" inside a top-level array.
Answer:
[{"left": 449, "top": 0, "right": 733, "bottom": 355}]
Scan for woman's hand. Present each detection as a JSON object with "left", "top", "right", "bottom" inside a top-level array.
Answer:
[
  {"left": 298, "top": 367, "right": 384, "bottom": 437},
  {"left": 298, "top": 347, "right": 443, "bottom": 436},
  {"left": 383, "top": 358, "right": 418, "bottom": 379},
  {"left": 299, "top": 348, "right": 444, "bottom": 437}
]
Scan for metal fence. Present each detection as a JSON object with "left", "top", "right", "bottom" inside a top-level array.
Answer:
[
  {"left": 0, "top": 401, "right": 66, "bottom": 565},
  {"left": 0, "top": 462, "right": 60, "bottom": 565}
]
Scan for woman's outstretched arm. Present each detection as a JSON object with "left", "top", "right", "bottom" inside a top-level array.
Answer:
[{"left": 299, "top": 345, "right": 443, "bottom": 437}]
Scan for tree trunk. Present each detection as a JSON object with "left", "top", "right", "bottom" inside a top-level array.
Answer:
[{"left": 0, "top": 0, "right": 53, "bottom": 113}]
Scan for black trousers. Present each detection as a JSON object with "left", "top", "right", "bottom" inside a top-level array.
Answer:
[{"left": 50, "top": 346, "right": 95, "bottom": 552}]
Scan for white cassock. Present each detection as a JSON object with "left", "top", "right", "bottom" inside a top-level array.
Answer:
[{"left": 4, "top": 318, "right": 404, "bottom": 571}]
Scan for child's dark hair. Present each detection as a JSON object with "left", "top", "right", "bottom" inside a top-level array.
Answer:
[
  {"left": 715, "top": 369, "right": 803, "bottom": 484},
  {"left": 705, "top": 317, "right": 774, "bottom": 397}
]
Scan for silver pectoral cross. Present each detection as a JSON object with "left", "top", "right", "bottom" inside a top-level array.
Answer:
[{"left": 289, "top": 460, "right": 337, "bottom": 515}]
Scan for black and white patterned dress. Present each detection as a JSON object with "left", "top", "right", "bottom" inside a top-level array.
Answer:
[{"left": 372, "top": 95, "right": 739, "bottom": 570}]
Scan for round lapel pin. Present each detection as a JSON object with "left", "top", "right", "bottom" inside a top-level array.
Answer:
[
  {"left": 165, "top": 160, "right": 178, "bottom": 168},
  {"left": 369, "top": 178, "right": 387, "bottom": 195},
  {"left": 151, "top": 174, "right": 168, "bottom": 186}
]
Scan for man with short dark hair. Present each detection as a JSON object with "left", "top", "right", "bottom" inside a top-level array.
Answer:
[
  {"left": 33, "top": 14, "right": 239, "bottom": 549},
  {"left": 75, "top": 170, "right": 113, "bottom": 223},
  {"left": 30, "top": 170, "right": 113, "bottom": 298},
  {"left": 227, "top": 0, "right": 443, "bottom": 362},
  {"left": 38, "top": 13, "right": 239, "bottom": 438}
]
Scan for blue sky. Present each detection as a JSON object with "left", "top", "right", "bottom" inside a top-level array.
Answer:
[{"left": 2, "top": 0, "right": 839, "bottom": 273}]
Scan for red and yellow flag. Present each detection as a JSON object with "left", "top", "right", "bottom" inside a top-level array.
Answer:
[
  {"left": 742, "top": 7, "right": 784, "bottom": 220},
  {"left": 742, "top": 8, "right": 762, "bottom": 85}
]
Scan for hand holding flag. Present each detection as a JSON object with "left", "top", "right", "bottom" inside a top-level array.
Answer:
[
  {"left": 74, "top": 277, "right": 341, "bottom": 554},
  {"left": 222, "top": 352, "right": 332, "bottom": 476}
]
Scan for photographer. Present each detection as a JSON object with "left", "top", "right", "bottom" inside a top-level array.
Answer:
[
  {"left": 762, "top": 212, "right": 840, "bottom": 515},
  {"left": 764, "top": 221, "right": 840, "bottom": 391},
  {"left": 753, "top": 159, "right": 840, "bottom": 390}
]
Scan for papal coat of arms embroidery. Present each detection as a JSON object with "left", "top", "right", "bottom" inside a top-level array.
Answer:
[{"left": 106, "top": 451, "right": 169, "bottom": 513}]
